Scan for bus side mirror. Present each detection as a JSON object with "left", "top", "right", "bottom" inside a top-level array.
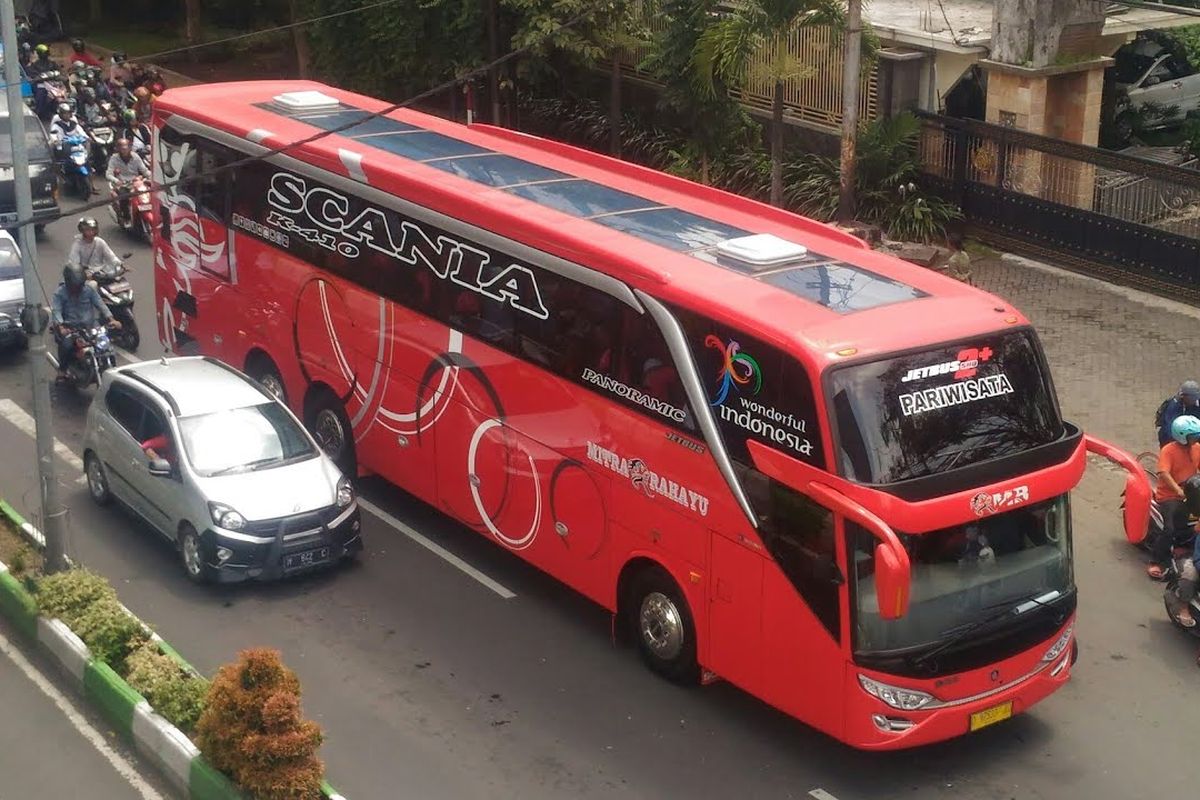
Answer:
[
  {"left": 874, "top": 542, "right": 910, "bottom": 620},
  {"left": 1084, "top": 435, "right": 1150, "bottom": 545}
]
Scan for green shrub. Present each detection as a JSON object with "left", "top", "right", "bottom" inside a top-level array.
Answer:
[
  {"left": 126, "top": 645, "right": 209, "bottom": 735},
  {"left": 71, "top": 597, "right": 151, "bottom": 675},
  {"left": 35, "top": 569, "right": 118, "bottom": 623},
  {"left": 196, "top": 648, "right": 324, "bottom": 800}
]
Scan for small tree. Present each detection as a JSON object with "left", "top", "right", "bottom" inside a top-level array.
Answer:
[
  {"left": 195, "top": 648, "right": 323, "bottom": 800},
  {"left": 692, "top": 0, "right": 845, "bottom": 206}
]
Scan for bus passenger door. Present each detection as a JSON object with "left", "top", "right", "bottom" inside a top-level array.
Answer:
[{"left": 708, "top": 530, "right": 764, "bottom": 693}]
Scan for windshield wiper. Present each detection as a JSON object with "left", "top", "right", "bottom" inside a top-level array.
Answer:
[
  {"left": 209, "top": 457, "right": 280, "bottom": 476},
  {"left": 909, "top": 591, "right": 1058, "bottom": 668}
]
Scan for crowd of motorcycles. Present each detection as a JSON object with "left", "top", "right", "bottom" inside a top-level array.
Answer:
[{"left": 13, "top": 26, "right": 164, "bottom": 389}]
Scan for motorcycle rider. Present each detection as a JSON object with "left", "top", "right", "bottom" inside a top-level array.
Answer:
[
  {"left": 68, "top": 217, "right": 123, "bottom": 276},
  {"left": 26, "top": 43, "right": 58, "bottom": 77},
  {"left": 1147, "top": 415, "right": 1200, "bottom": 581},
  {"left": 108, "top": 51, "right": 132, "bottom": 89},
  {"left": 69, "top": 38, "right": 103, "bottom": 69},
  {"left": 105, "top": 140, "right": 150, "bottom": 226},
  {"left": 48, "top": 102, "right": 87, "bottom": 151},
  {"left": 119, "top": 108, "right": 151, "bottom": 158},
  {"left": 77, "top": 86, "right": 103, "bottom": 127},
  {"left": 50, "top": 263, "right": 118, "bottom": 381},
  {"left": 1156, "top": 380, "right": 1200, "bottom": 446}
]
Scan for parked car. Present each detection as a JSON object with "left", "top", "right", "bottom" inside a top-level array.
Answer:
[
  {"left": 82, "top": 356, "right": 363, "bottom": 583},
  {"left": 1113, "top": 38, "right": 1200, "bottom": 140},
  {"left": 0, "top": 230, "right": 26, "bottom": 351},
  {"left": 0, "top": 93, "right": 59, "bottom": 235}
]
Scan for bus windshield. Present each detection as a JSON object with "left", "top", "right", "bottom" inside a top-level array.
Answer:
[
  {"left": 849, "top": 495, "right": 1073, "bottom": 656},
  {"left": 829, "top": 330, "right": 1063, "bottom": 484}
]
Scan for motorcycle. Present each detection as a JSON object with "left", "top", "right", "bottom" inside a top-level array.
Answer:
[
  {"left": 88, "top": 124, "right": 115, "bottom": 173},
  {"left": 50, "top": 324, "right": 118, "bottom": 390},
  {"left": 1163, "top": 549, "right": 1200, "bottom": 639},
  {"left": 33, "top": 70, "right": 67, "bottom": 121},
  {"left": 109, "top": 176, "right": 155, "bottom": 243},
  {"left": 58, "top": 132, "right": 92, "bottom": 199},
  {"left": 87, "top": 260, "right": 139, "bottom": 351}
]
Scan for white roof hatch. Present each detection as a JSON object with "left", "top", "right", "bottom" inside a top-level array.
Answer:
[
  {"left": 272, "top": 90, "right": 339, "bottom": 111},
  {"left": 716, "top": 233, "right": 809, "bottom": 268}
]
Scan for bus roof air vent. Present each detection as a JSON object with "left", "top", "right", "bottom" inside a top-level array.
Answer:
[
  {"left": 715, "top": 234, "right": 809, "bottom": 271},
  {"left": 272, "top": 90, "right": 340, "bottom": 111}
]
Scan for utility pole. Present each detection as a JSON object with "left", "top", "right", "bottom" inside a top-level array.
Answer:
[
  {"left": 837, "top": 0, "right": 862, "bottom": 223},
  {"left": 1, "top": 0, "right": 67, "bottom": 573},
  {"left": 486, "top": 0, "right": 502, "bottom": 125}
]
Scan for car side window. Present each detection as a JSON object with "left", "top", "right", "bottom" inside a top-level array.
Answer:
[{"left": 105, "top": 384, "right": 145, "bottom": 438}]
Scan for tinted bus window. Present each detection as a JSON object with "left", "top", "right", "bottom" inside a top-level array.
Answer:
[
  {"left": 672, "top": 305, "right": 823, "bottom": 467},
  {"left": 829, "top": 330, "right": 1063, "bottom": 484}
]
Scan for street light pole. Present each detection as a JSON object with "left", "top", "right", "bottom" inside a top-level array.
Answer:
[
  {"left": 1, "top": 0, "right": 68, "bottom": 573},
  {"left": 837, "top": 0, "right": 863, "bottom": 223}
]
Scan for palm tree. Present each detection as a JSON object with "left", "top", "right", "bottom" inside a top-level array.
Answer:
[{"left": 692, "top": 0, "right": 845, "bottom": 207}]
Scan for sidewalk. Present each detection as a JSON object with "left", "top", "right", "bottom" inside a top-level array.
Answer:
[{"left": 970, "top": 252, "right": 1194, "bottom": 456}]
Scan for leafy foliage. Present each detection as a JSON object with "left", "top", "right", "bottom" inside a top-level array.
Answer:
[
  {"left": 196, "top": 648, "right": 324, "bottom": 800},
  {"left": 504, "top": 0, "right": 645, "bottom": 67},
  {"left": 35, "top": 568, "right": 118, "bottom": 621},
  {"left": 71, "top": 597, "right": 151, "bottom": 674},
  {"left": 126, "top": 645, "right": 209, "bottom": 735}
]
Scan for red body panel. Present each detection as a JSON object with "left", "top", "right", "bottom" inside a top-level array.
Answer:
[{"left": 148, "top": 80, "right": 1131, "bottom": 751}]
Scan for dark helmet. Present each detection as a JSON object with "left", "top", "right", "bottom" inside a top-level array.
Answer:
[
  {"left": 71, "top": 38, "right": 85, "bottom": 52},
  {"left": 77, "top": 216, "right": 98, "bottom": 233},
  {"left": 34, "top": 43, "right": 49, "bottom": 57},
  {"left": 82, "top": 86, "right": 95, "bottom": 102},
  {"left": 62, "top": 263, "right": 85, "bottom": 289},
  {"left": 1180, "top": 380, "right": 1200, "bottom": 401}
]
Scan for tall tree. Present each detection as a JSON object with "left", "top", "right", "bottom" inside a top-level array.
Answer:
[
  {"left": 692, "top": 0, "right": 845, "bottom": 206},
  {"left": 504, "top": 0, "right": 646, "bottom": 155},
  {"left": 184, "top": 0, "right": 202, "bottom": 63},
  {"left": 289, "top": 0, "right": 311, "bottom": 79}
]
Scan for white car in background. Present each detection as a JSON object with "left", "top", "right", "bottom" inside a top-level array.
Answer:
[
  {"left": 0, "top": 230, "right": 27, "bottom": 351},
  {"left": 1113, "top": 38, "right": 1200, "bottom": 139}
]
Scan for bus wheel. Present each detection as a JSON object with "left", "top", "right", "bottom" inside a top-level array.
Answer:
[
  {"left": 307, "top": 388, "right": 356, "bottom": 479},
  {"left": 246, "top": 354, "right": 287, "bottom": 405},
  {"left": 629, "top": 568, "right": 699, "bottom": 685}
]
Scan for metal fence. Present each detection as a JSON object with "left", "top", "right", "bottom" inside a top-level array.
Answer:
[
  {"left": 619, "top": 0, "right": 877, "bottom": 132},
  {"left": 917, "top": 113, "right": 1200, "bottom": 292}
]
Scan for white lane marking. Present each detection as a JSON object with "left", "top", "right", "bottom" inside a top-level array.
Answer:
[
  {"left": 809, "top": 790, "right": 842, "bottom": 800},
  {"left": 358, "top": 497, "right": 516, "bottom": 600},
  {"left": 0, "top": 399, "right": 87, "bottom": 484},
  {"left": 0, "top": 627, "right": 165, "bottom": 800}
]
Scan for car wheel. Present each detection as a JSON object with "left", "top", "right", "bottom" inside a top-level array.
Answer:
[
  {"left": 247, "top": 355, "right": 286, "bottom": 405},
  {"left": 628, "top": 567, "right": 699, "bottom": 685},
  {"left": 307, "top": 389, "right": 356, "bottom": 479},
  {"left": 178, "top": 524, "right": 212, "bottom": 584},
  {"left": 84, "top": 453, "right": 111, "bottom": 506}
]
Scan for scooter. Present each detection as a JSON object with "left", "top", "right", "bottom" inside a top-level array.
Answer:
[
  {"left": 88, "top": 124, "right": 115, "bottom": 174},
  {"left": 49, "top": 323, "right": 118, "bottom": 390},
  {"left": 109, "top": 176, "right": 155, "bottom": 243},
  {"left": 1163, "top": 548, "right": 1200, "bottom": 638},
  {"left": 58, "top": 132, "right": 92, "bottom": 198},
  {"left": 87, "top": 260, "right": 139, "bottom": 351}
]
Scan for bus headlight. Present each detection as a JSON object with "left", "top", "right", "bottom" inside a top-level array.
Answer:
[
  {"left": 1041, "top": 624, "right": 1074, "bottom": 663},
  {"left": 858, "top": 674, "right": 936, "bottom": 711}
]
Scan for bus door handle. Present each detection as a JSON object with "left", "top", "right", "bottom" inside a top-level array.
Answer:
[{"left": 468, "top": 473, "right": 481, "bottom": 487}]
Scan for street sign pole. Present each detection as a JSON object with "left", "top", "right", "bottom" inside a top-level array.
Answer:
[{"left": 1, "top": 0, "right": 69, "bottom": 573}]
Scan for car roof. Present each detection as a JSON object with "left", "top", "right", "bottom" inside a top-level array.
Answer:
[{"left": 116, "top": 357, "right": 271, "bottom": 417}]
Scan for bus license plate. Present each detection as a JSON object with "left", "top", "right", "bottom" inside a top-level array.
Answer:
[
  {"left": 284, "top": 547, "right": 329, "bottom": 570},
  {"left": 969, "top": 701, "right": 1013, "bottom": 732}
]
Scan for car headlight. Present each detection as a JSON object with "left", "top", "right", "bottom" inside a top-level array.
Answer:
[
  {"left": 858, "top": 674, "right": 937, "bottom": 711},
  {"left": 336, "top": 477, "right": 354, "bottom": 508},
  {"left": 1041, "top": 624, "right": 1074, "bottom": 662},
  {"left": 208, "top": 502, "right": 246, "bottom": 531}
]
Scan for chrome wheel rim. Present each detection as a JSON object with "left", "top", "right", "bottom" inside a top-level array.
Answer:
[
  {"left": 86, "top": 459, "right": 106, "bottom": 500},
  {"left": 640, "top": 591, "right": 684, "bottom": 660},
  {"left": 258, "top": 374, "right": 285, "bottom": 403},
  {"left": 314, "top": 408, "right": 346, "bottom": 459},
  {"left": 182, "top": 533, "right": 201, "bottom": 576}
]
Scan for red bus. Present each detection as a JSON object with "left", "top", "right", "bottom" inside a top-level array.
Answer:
[{"left": 150, "top": 81, "right": 1148, "bottom": 749}]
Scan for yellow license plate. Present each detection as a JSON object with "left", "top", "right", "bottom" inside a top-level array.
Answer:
[{"left": 969, "top": 701, "right": 1013, "bottom": 731}]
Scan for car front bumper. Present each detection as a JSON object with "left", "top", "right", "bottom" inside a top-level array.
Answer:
[{"left": 202, "top": 502, "right": 363, "bottom": 583}]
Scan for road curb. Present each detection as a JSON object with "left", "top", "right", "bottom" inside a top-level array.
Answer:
[{"left": 0, "top": 499, "right": 349, "bottom": 799}]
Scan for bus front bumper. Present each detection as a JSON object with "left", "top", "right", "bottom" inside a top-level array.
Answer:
[{"left": 843, "top": 621, "right": 1076, "bottom": 750}]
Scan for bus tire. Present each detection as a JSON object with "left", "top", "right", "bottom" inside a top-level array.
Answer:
[
  {"left": 306, "top": 387, "right": 357, "bottom": 480},
  {"left": 628, "top": 567, "right": 699, "bottom": 685},
  {"left": 246, "top": 352, "right": 287, "bottom": 405}
]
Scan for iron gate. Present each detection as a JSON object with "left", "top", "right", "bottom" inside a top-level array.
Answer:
[{"left": 916, "top": 113, "right": 1200, "bottom": 294}]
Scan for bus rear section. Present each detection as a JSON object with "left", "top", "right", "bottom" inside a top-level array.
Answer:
[{"left": 148, "top": 80, "right": 1148, "bottom": 751}]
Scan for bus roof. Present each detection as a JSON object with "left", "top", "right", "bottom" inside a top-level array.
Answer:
[{"left": 155, "top": 80, "right": 1028, "bottom": 366}]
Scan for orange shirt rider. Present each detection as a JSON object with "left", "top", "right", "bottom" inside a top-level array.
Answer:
[{"left": 1155, "top": 440, "right": 1200, "bottom": 502}]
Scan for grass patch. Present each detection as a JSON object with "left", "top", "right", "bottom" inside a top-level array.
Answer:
[
  {"left": 964, "top": 238, "right": 1000, "bottom": 260},
  {"left": 85, "top": 26, "right": 189, "bottom": 59},
  {"left": 0, "top": 512, "right": 41, "bottom": 580}
]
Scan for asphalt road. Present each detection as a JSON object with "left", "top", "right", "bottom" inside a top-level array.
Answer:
[{"left": 0, "top": 200, "right": 1197, "bottom": 800}]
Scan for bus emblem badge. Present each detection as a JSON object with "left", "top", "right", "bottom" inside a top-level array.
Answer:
[{"left": 970, "top": 492, "right": 996, "bottom": 516}]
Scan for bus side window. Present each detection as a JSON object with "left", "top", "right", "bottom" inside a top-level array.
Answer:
[{"left": 739, "top": 464, "right": 841, "bottom": 639}]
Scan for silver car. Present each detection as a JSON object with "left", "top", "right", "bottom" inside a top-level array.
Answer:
[
  {"left": 0, "top": 231, "right": 28, "bottom": 351},
  {"left": 82, "top": 356, "right": 363, "bottom": 582}
]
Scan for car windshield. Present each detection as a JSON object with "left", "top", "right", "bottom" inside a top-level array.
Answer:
[
  {"left": 178, "top": 402, "right": 316, "bottom": 477},
  {"left": 1113, "top": 53, "right": 1159, "bottom": 85},
  {"left": 0, "top": 116, "right": 50, "bottom": 163},
  {"left": 0, "top": 241, "right": 21, "bottom": 279},
  {"left": 848, "top": 495, "right": 1073, "bottom": 654},
  {"left": 829, "top": 330, "right": 1063, "bottom": 484}
]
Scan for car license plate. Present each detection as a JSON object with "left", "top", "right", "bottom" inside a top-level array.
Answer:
[
  {"left": 969, "top": 701, "right": 1013, "bottom": 732},
  {"left": 0, "top": 213, "right": 16, "bottom": 223},
  {"left": 283, "top": 547, "right": 330, "bottom": 570}
]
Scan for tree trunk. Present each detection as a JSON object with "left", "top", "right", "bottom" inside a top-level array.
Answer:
[
  {"left": 289, "top": 0, "right": 311, "bottom": 79},
  {"left": 184, "top": 0, "right": 201, "bottom": 64},
  {"left": 486, "top": 0, "right": 502, "bottom": 125},
  {"left": 609, "top": 51, "right": 622, "bottom": 157},
  {"left": 771, "top": 80, "right": 783, "bottom": 207},
  {"left": 88, "top": 0, "right": 103, "bottom": 25},
  {"left": 701, "top": 152, "right": 710, "bottom": 185},
  {"left": 837, "top": 0, "right": 864, "bottom": 223}
]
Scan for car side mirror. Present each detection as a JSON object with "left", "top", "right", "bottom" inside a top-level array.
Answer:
[
  {"left": 1146, "top": 75, "right": 1161, "bottom": 86},
  {"left": 148, "top": 458, "right": 172, "bottom": 477},
  {"left": 873, "top": 542, "right": 910, "bottom": 621}
]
